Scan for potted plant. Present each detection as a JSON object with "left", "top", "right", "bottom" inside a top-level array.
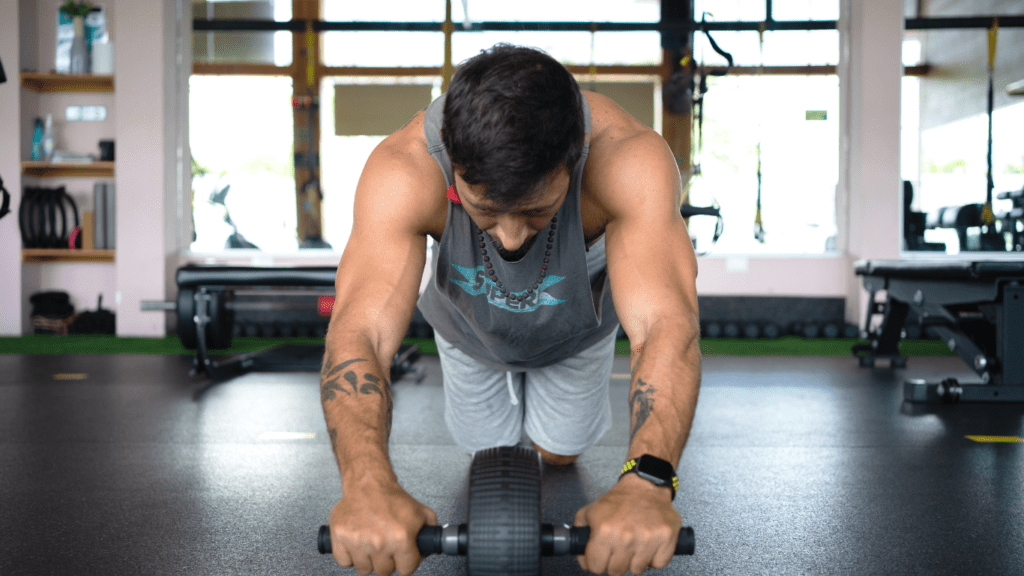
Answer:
[{"left": 60, "top": 1, "right": 94, "bottom": 74}]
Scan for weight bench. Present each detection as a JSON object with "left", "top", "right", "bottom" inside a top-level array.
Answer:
[
  {"left": 853, "top": 260, "right": 1024, "bottom": 403},
  {"left": 148, "top": 266, "right": 421, "bottom": 383}
]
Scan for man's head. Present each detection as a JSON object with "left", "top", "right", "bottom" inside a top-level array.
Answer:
[{"left": 442, "top": 44, "right": 586, "bottom": 213}]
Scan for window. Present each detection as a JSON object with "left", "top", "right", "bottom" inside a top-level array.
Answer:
[
  {"left": 189, "top": 76, "right": 297, "bottom": 252},
  {"left": 686, "top": 74, "right": 840, "bottom": 255},
  {"left": 192, "top": 0, "right": 292, "bottom": 66}
]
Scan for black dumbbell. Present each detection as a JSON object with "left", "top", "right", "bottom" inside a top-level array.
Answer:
[
  {"left": 842, "top": 324, "right": 860, "bottom": 339},
  {"left": 704, "top": 323, "right": 722, "bottom": 338},
  {"left": 723, "top": 323, "right": 740, "bottom": 338},
  {"left": 742, "top": 323, "right": 760, "bottom": 339},
  {"left": 762, "top": 323, "right": 781, "bottom": 339},
  {"left": 802, "top": 323, "right": 821, "bottom": 339},
  {"left": 822, "top": 323, "right": 840, "bottom": 339},
  {"left": 318, "top": 446, "right": 695, "bottom": 576}
]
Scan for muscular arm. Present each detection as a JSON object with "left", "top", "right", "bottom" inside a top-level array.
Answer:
[
  {"left": 592, "top": 117, "right": 701, "bottom": 470},
  {"left": 321, "top": 128, "right": 436, "bottom": 487},
  {"left": 320, "top": 114, "right": 444, "bottom": 576},
  {"left": 574, "top": 94, "right": 700, "bottom": 576}
]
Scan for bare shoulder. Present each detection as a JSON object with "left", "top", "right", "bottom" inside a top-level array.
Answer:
[
  {"left": 581, "top": 91, "right": 680, "bottom": 223},
  {"left": 355, "top": 109, "right": 448, "bottom": 239}
]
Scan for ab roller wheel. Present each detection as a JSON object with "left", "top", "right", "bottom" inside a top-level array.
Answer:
[
  {"left": 467, "top": 446, "right": 542, "bottom": 576},
  {"left": 318, "top": 446, "right": 696, "bottom": 575}
]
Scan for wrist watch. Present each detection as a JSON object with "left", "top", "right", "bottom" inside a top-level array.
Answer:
[{"left": 620, "top": 454, "right": 678, "bottom": 500}]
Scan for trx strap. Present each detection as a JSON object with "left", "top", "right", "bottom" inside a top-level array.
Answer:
[
  {"left": 588, "top": 22, "right": 598, "bottom": 92},
  {"left": 692, "top": 13, "right": 734, "bottom": 179},
  {"left": 754, "top": 22, "right": 767, "bottom": 244},
  {"left": 982, "top": 18, "right": 998, "bottom": 227},
  {"left": 687, "top": 13, "right": 734, "bottom": 254}
]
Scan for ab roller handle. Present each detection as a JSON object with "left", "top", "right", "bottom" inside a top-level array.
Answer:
[{"left": 317, "top": 523, "right": 696, "bottom": 557}]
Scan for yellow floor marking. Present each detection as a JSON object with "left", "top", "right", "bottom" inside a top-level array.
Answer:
[
  {"left": 611, "top": 373, "right": 631, "bottom": 380},
  {"left": 53, "top": 373, "right": 88, "bottom": 380},
  {"left": 258, "top": 432, "right": 317, "bottom": 441},
  {"left": 966, "top": 435, "right": 1024, "bottom": 443}
]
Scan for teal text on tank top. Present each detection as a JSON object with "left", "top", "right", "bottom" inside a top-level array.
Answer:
[{"left": 416, "top": 93, "right": 619, "bottom": 370}]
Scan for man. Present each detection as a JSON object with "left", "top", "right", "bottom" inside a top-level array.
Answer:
[{"left": 321, "top": 44, "right": 701, "bottom": 576}]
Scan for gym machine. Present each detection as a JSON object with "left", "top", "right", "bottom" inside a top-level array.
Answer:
[
  {"left": 905, "top": 181, "right": 1024, "bottom": 254},
  {"left": 142, "top": 266, "right": 422, "bottom": 382},
  {"left": 853, "top": 260, "right": 1024, "bottom": 403}
]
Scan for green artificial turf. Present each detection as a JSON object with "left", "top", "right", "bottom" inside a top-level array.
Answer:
[{"left": 0, "top": 335, "right": 954, "bottom": 357}]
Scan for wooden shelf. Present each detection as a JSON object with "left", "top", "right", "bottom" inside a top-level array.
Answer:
[
  {"left": 22, "top": 161, "right": 115, "bottom": 178},
  {"left": 20, "top": 72, "right": 114, "bottom": 93},
  {"left": 22, "top": 249, "right": 115, "bottom": 263}
]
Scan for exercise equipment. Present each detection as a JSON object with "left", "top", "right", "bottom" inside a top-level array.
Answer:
[
  {"left": 742, "top": 322, "right": 760, "bottom": 339},
  {"left": 18, "top": 187, "right": 81, "bottom": 249},
  {"left": 317, "top": 446, "right": 695, "bottom": 576},
  {"left": 902, "top": 181, "right": 945, "bottom": 251},
  {"left": 753, "top": 22, "right": 766, "bottom": 244},
  {"left": 983, "top": 19, "right": 998, "bottom": 229},
  {"left": 142, "top": 266, "right": 422, "bottom": 382},
  {"left": 854, "top": 260, "right": 1024, "bottom": 403},
  {"left": 0, "top": 175, "right": 10, "bottom": 222}
]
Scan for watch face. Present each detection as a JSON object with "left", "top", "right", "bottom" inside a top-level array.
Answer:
[{"left": 637, "top": 455, "right": 676, "bottom": 486}]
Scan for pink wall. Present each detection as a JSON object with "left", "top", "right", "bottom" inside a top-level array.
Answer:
[
  {"left": 113, "top": 0, "right": 177, "bottom": 337},
  {"left": 695, "top": 256, "right": 849, "bottom": 296},
  {"left": 0, "top": 1, "right": 22, "bottom": 335},
  {"left": 838, "top": 0, "right": 904, "bottom": 323}
]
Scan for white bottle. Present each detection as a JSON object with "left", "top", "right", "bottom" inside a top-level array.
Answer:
[{"left": 41, "top": 114, "right": 56, "bottom": 162}]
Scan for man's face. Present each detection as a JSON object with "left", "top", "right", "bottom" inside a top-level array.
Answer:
[{"left": 453, "top": 168, "right": 571, "bottom": 262}]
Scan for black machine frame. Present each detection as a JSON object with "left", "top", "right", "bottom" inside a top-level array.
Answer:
[
  {"left": 854, "top": 260, "right": 1024, "bottom": 403},
  {"left": 174, "top": 266, "right": 421, "bottom": 384}
]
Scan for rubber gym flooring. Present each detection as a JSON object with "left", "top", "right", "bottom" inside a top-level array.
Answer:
[{"left": 2, "top": 347, "right": 1023, "bottom": 575}]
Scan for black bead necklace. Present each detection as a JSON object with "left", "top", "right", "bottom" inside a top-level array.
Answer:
[{"left": 476, "top": 217, "right": 557, "bottom": 302}]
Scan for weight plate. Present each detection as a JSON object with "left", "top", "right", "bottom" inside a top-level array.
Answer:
[
  {"left": 176, "top": 288, "right": 197, "bottom": 349},
  {"left": 467, "top": 446, "right": 541, "bottom": 576},
  {"left": 207, "top": 290, "right": 234, "bottom": 350}
]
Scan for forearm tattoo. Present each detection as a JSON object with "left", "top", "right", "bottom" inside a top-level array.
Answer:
[
  {"left": 629, "top": 378, "right": 656, "bottom": 442},
  {"left": 320, "top": 354, "right": 394, "bottom": 433},
  {"left": 329, "top": 428, "right": 339, "bottom": 453}
]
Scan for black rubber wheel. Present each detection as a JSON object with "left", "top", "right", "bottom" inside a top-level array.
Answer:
[{"left": 467, "top": 446, "right": 541, "bottom": 576}]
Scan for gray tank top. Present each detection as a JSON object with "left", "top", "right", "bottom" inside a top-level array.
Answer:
[{"left": 416, "top": 94, "right": 619, "bottom": 370}]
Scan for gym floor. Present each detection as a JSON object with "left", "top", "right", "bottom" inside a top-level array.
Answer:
[{"left": 2, "top": 350, "right": 1023, "bottom": 575}]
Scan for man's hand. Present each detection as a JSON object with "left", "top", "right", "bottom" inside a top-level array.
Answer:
[
  {"left": 328, "top": 480, "right": 437, "bottom": 576},
  {"left": 574, "top": 473, "right": 682, "bottom": 576}
]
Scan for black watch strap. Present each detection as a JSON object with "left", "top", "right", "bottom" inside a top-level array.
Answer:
[{"left": 620, "top": 454, "right": 678, "bottom": 500}]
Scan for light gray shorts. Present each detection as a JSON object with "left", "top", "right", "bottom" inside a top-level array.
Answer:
[{"left": 434, "top": 330, "right": 617, "bottom": 456}]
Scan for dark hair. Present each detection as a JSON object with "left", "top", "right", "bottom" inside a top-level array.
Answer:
[{"left": 442, "top": 44, "right": 585, "bottom": 209}]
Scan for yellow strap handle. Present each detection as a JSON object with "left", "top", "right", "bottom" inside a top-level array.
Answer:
[
  {"left": 306, "top": 28, "right": 316, "bottom": 88},
  {"left": 988, "top": 18, "right": 998, "bottom": 70}
]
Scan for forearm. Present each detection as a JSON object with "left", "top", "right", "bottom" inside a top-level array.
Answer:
[
  {"left": 625, "top": 317, "right": 701, "bottom": 466},
  {"left": 320, "top": 329, "right": 397, "bottom": 488}
]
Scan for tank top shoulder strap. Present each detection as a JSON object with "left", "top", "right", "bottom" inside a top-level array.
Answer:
[{"left": 423, "top": 94, "right": 454, "bottom": 186}]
